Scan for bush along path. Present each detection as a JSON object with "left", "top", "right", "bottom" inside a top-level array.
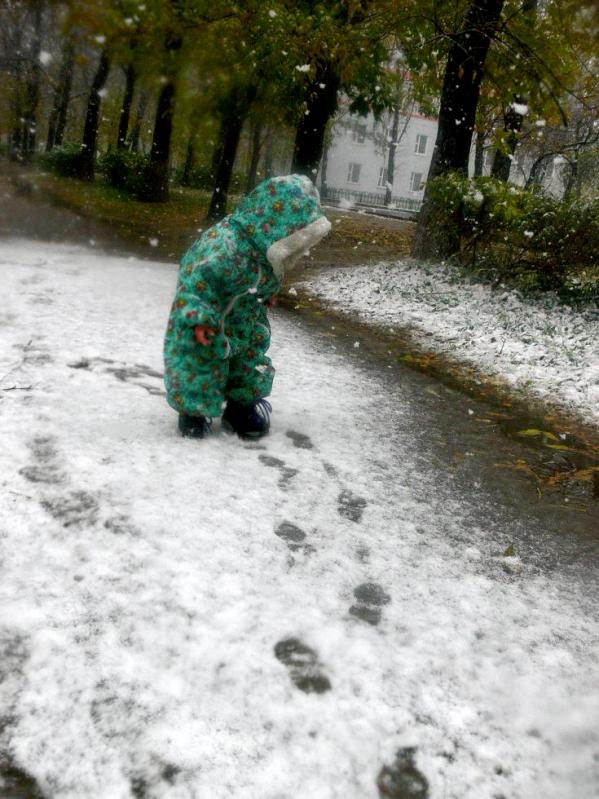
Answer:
[{"left": 417, "top": 173, "right": 599, "bottom": 304}]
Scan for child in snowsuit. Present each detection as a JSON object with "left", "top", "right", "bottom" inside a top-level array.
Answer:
[{"left": 164, "top": 174, "right": 331, "bottom": 438}]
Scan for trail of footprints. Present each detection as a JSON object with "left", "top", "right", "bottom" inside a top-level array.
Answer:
[
  {"left": 18, "top": 434, "right": 138, "bottom": 535},
  {"left": 263, "top": 430, "right": 392, "bottom": 694},
  {"left": 16, "top": 357, "right": 163, "bottom": 533},
  {"left": 265, "top": 433, "right": 426, "bottom": 798},
  {"left": 68, "top": 356, "right": 165, "bottom": 396},
  {"left": 15, "top": 421, "right": 420, "bottom": 796},
  {"left": 14, "top": 343, "right": 414, "bottom": 793}
]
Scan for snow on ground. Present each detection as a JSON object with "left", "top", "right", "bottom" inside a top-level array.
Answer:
[
  {"left": 0, "top": 239, "right": 598, "bottom": 799},
  {"left": 299, "top": 260, "right": 599, "bottom": 425}
]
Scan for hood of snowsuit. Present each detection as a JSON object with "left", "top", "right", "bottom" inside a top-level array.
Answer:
[{"left": 229, "top": 175, "right": 331, "bottom": 278}]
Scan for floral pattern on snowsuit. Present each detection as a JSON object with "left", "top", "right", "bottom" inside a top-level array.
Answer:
[{"left": 164, "top": 175, "right": 324, "bottom": 418}]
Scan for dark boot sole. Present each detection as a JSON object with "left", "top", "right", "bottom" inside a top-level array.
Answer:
[
  {"left": 221, "top": 418, "right": 269, "bottom": 439},
  {"left": 179, "top": 429, "right": 209, "bottom": 439}
]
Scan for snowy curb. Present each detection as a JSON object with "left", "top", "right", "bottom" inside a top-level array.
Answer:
[{"left": 297, "top": 260, "right": 599, "bottom": 428}]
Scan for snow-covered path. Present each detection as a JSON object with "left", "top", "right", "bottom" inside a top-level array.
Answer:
[{"left": 1, "top": 240, "right": 598, "bottom": 799}]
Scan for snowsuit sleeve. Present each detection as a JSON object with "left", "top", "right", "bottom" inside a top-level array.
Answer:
[{"left": 171, "top": 256, "right": 222, "bottom": 330}]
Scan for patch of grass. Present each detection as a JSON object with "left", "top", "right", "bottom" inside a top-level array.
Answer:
[
  {"left": 32, "top": 170, "right": 416, "bottom": 265},
  {"left": 33, "top": 172, "right": 215, "bottom": 257}
]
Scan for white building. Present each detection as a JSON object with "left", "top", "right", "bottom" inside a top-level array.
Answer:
[{"left": 321, "top": 105, "right": 439, "bottom": 215}]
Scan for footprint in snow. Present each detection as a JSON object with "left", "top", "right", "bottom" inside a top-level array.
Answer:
[
  {"left": 68, "top": 357, "right": 165, "bottom": 396},
  {"left": 0, "top": 758, "right": 45, "bottom": 799},
  {"left": 274, "top": 521, "right": 315, "bottom": 555},
  {"left": 259, "top": 454, "right": 298, "bottom": 490},
  {"left": 104, "top": 514, "right": 140, "bottom": 537},
  {"left": 41, "top": 489, "right": 99, "bottom": 528},
  {"left": 323, "top": 461, "right": 338, "bottom": 478},
  {"left": 286, "top": 430, "right": 313, "bottom": 450},
  {"left": 19, "top": 435, "right": 65, "bottom": 485},
  {"left": 349, "top": 582, "right": 391, "bottom": 627},
  {"left": 377, "top": 747, "right": 429, "bottom": 799},
  {"left": 130, "top": 763, "right": 181, "bottom": 798},
  {"left": 274, "top": 638, "right": 331, "bottom": 694},
  {"left": 338, "top": 488, "right": 368, "bottom": 523},
  {"left": 12, "top": 339, "right": 53, "bottom": 366}
]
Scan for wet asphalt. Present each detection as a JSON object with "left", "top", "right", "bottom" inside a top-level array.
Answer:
[{"left": 1, "top": 169, "right": 597, "bottom": 585}]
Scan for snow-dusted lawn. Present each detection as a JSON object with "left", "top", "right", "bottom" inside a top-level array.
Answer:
[
  {"left": 299, "top": 260, "right": 599, "bottom": 425},
  {"left": 0, "top": 240, "right": 598, "bottom": 799}
]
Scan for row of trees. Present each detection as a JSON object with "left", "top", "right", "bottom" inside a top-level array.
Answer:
[
  {"left": 1, "top": 0, "right": 597, "bottom": 255},
  {"left": 1, "top": 0, "right": 397, "bottom": 214}
]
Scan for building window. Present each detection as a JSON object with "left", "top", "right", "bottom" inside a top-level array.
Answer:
[
  {"left": 377, "top": 167, "right": 388, "bottom": 188},
  {"left": 351, "top": 123, "right": 367, "bottom": 144},
  {"left": 347, "top": 162, "right": 362, "bottom": 184},
  {"left": 409, "top": 172, "right": 423, "bottom": 192},
  {"left": 415, "top": 134, "right": 428, "bottom": 155}
]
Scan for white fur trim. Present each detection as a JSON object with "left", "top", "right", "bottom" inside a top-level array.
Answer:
[{"left": 266, "top": 216, "right": 331, "bottom": 278}]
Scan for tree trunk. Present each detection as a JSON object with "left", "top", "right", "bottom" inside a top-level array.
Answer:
[
  {"left": 20, "top": 0, "right": 43, "bottom": 160},
  {"left": 8, "top": 22, "right": 25, "bottom": 160},
  {"left": 142, "top": 33, "right": 182, "bottom": 202},
  {"left": 474, "top": 130, "right": 486, "bottom": 176},
  {"left": 76, "top": 49, "right": 111, "bottom": 180},
  {"left": 526, "top": 153, "right": 551, "bottom": 189},
  {"left": 490, "top": 101, "right": 524, "bottom": 181},
  {"left": 491, "top": 0, "right": 536, "bottom": 182},
  {"left": 385, "top": 107, "right": 401, "bottom": 206},
  {"left": 46, "top": 39, "right": 75, "bottom": 151},
  {"left": 291, "top": 62, "right": 340, "bottom": 177},
  {"left": 412, "top": 0, "right": 505, "bottom": 261},
  {"left": 143, "top": 81, "right": 176, "bottom": 200},
  {"left": 245, "top": 119, "right": 263, "bottom": 193},
  {"left": 563, "top": 153, "right": 579, "bottom": 196},
  {"left": 181, "top": 135, "right": 195, "bottom": 186},
  {"left": 263, "top": 128, "right": 275, "bottom": 178},
  {"left": 129, "top": 89, "right": 149, "bottom": 153},
  {"left": 320, "top": 137, "right": 329, "bottom": 198},
  {"left": 117, "top": 63, "right": 136, "bottom": 149},
  {"left": 207, "top": 83, "right": 257, "bottom": 222}
]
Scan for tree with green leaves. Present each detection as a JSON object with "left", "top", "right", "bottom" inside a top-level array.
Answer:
[
  {"left": 256, "top": 1, "right": 396, "bottom": 178},
  {"left": 46, "top": 36, "right": 75, "bottom": 151},
  {"left": 411, "top": 0, "right": 599, "bottom": 260},
  {"left": 0, "top": 0, "right": 45, "bottom": 161}
]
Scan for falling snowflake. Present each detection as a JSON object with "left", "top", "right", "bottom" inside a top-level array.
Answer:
[{"left": 511, "top": 102, "right": 529, "bottom": 116}]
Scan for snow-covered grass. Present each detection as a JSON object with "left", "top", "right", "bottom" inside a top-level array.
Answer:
[
  {"left": 1, "top": 240, "right": 598, "bottom": 799},
  {"left": 300, "top": 260, "right": 599, "bottom": 426}
]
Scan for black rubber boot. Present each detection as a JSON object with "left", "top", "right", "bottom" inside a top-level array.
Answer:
[
  {"left": 221, "top": 399, "right": 271, "bottom": 439},
  {"left": 178, "top": 414, "right": 212, "bottom": 438}
]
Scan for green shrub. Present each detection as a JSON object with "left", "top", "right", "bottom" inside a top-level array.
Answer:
[
  {"left": 176, "top": 163, "right": 214, "bottom": 190},
  {"left": 98, "top": 149, "right": 151, "bottom": 197},
  {"left": 426, "top": 173, "right": 599, "bottom": 302},
  {"left": 176, "top": 163, "right": 244, "bottom": 194},
  {"left": 40, "top": 142, "right": 86, "bottom": 178}
]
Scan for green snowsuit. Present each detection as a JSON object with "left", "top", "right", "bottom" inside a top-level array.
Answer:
[{"left": 164, "top": 175, "right": 331, "bottom": 418}]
